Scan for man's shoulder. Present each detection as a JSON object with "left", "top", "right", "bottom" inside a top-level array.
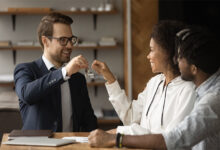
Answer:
[
  {"left": 205, "top": 77, "right": 220, "bottom": 97},
  {"left": 205, "top": 87, "right": 220, "bottom": 100},
  {"left": 15, "top": 61, "right": 36, "bottom": 71},
  {"left": 16, "top": 61, "right": 35, "bottom": 68},
  {"left": 14, "top": 59, "right": 42, "bottom": 76},
  {"left": 15, "top": 58, "right": 42, "bottom": 70}
]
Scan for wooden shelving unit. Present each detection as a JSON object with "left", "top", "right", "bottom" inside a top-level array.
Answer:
[
  {"left": 0, "top": 9, "right": 118, "bottom": 15},
  {"left": 0, "top": 6, "right": 122, "bottom": 129},
  {"left": 0, "top": 44, "right": 120, "bottom": 65},
  {"left": 0, "top": 9, "right": 118, "bottom": 31},
  {"left": 0, "top": 82, "right": 14, "bottom": 87},
  {"left": 0, "top": 81, "right": 105, "bottom": 87},
  {"left": 0, "top": 44, "right": 120, "bottom": 51}
]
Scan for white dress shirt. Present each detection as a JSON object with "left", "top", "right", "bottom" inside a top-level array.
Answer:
[
  {"left": 42, "top": 55, "right": 73, "bottom": 132},
  {"left": 106, "top": 74, "right": 196, "bottom": 135},
  {"left": 163, "top": 68, "right": 220, "bottom": 150}
]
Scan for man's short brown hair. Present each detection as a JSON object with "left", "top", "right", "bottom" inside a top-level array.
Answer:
[{"left": 37, "top": 12, "right": 73, "bottom": 49}]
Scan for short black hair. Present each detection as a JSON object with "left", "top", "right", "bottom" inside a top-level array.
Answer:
[
  {"left": 151, "top": 20, "right": 187, "bottom": 75},
  {"left": 176, "top": 26, "right": 220, "bottom": 74}
]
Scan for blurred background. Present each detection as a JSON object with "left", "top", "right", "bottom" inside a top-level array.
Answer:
[{"left": 0, "top": 0, "right": 219, "bottom": 141}]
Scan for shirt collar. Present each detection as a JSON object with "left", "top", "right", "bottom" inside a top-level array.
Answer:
[
  {"left": 161, "top": 74, "right": 183, "bottom": 86},
  {"left": 42, "top": 55, "right": 55, "bottom": 71},
  {"left": 196, "top": 68, "right": 220, "bottom": 99}
]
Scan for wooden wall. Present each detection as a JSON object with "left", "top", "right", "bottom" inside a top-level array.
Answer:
[
  {"left": 126, "top": 0, "right": 158, "bottom": 99},
  {"left": 123, "top": 0, "right": 158, "bottom": 99},
  {"left": 123, "top": 0, "right": 129, "bottom": 95}
]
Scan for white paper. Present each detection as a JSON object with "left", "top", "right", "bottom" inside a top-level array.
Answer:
[{"left": 62, "top": 136, "right": 88, "bottom": 143}]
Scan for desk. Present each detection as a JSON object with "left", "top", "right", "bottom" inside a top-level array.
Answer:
[{"left": 0, "top": 132, "right": 148, "bottom": 150}]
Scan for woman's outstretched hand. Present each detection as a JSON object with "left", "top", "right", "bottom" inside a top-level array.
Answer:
[{"left": 92, "top": 60, "right": 116, "bottom": 84}]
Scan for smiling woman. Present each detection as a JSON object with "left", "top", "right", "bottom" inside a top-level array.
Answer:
[
  {"left": 147, "top": 38, "right": 169, "bottom": 74},
  {"left": 90, "top": 20, "right": 197, "bottom": 136}
]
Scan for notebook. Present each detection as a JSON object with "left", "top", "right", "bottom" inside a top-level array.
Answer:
[
  {"left": 8, "top": 130, "right": 53, "bottom": 140},
  {"left": 3, "top": 137, "right": 75, "bottom": 147}
]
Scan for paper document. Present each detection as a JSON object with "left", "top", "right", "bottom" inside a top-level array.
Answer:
[{"left": 63, "top": 136, "right": 88, "bottom": 143}]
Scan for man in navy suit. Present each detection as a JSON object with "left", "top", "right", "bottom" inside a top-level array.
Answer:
[{"left": 14, "top": 12, "right": 97, "bottom": 132}]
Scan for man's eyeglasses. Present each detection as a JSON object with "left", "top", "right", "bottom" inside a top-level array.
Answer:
[{"left": 47, "top": 36, "right": 78, "bottom": 46}]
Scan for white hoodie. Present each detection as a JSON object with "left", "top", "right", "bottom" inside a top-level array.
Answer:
[{"left": 106, "top": 74, "right": 196, "bottom": 135}]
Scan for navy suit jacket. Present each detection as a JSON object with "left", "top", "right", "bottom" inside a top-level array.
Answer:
[{"left": 14, "top": 58, "right": 97, "bottom": 132}]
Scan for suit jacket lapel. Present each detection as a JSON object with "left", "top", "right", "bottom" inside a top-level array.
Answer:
[
  {"left": 34, "top": 58, "right": 49, "bottom": 76},
  {"left": 34, "top": 57, "right": 63, "bottom": 131}
]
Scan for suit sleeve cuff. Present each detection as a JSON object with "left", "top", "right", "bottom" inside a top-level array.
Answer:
[{"left": 62, "top": 67, "right": 70, "bottom": 81}]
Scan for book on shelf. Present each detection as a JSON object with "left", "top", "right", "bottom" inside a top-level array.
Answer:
[
  {"left": 0, "top": 74, "right": 13, "bottom": 82},
  {"left": 99, "top": 37, "right": 117, "bottom": 46},
  {"left": 16, "top": 41, "right": 34, "bottom": 46},
  {"left": 8, "top": 130, "right": 53, "bottom": 140},
  {"left": 0, "top": 41, "right": 11, "bottom": 47},
  {"left": 78, "top": 41, "right": 97, "bottom": 47}
]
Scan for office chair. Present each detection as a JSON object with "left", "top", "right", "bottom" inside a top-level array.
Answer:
[{"left": 0, "top": 108, "right": 22, "bottom": 143}]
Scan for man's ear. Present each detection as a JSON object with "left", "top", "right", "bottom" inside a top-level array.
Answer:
[
  {"left": 42, "top": 36, "right": 49, "bottom": 48},
  {"left": 191, "top": 64, "right": 198, "bottom": 75}
]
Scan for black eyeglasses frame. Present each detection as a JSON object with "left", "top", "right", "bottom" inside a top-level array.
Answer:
[{"left": 47, "top": 35, "right": 78, "bottom": 46}]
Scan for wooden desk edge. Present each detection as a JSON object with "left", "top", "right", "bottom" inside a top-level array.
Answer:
[{"left": 0, "top": 133, "right": 149, "bottom": 150}]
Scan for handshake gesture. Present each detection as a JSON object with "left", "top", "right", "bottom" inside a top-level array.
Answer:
[{"left": 65, "top": 55, "right": 116, "bottom": 84}]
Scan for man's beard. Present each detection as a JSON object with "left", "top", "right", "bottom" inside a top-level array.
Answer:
[{"left": 181, "top": 73, "right": 194, "bottom": 81}]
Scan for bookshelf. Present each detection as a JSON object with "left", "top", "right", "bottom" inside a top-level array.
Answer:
[
  {"left": 0, "top": 81, "right": 105, "bottom": 87},
  {"left": 0, "top": 44, "right": 120, "bottom": 65},
  {"left": 0, "top": 44, "right": 120, "bottom": 51},
  {"left": 0, "top": 9, "right": 118, "bottom": 15},
  {"left": 0, "top": 9, "right": 118, "bottom": 30},
  {"left": 0, "top": 5, "right": 123, "bottom": 129}
]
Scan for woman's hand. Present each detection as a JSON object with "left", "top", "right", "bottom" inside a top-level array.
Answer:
[{"left": 92, "top": 60, "right": 116, "bottom": 84}]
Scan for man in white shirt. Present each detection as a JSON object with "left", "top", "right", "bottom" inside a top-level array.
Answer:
[{"left": 88, "top": 26, "right": 220, "bottom": 149}]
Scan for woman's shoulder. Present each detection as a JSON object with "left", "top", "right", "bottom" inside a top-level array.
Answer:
[{"left": 147, "top": 74, "right": 164, "bottom": 85}]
